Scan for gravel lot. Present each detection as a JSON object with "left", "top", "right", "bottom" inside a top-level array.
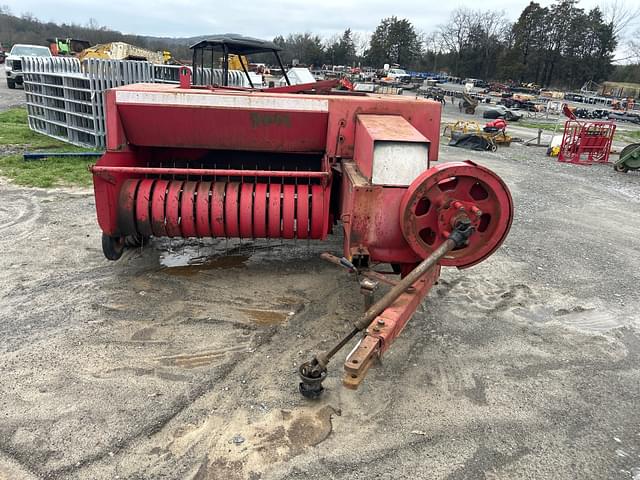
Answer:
[
  {"left": 0, "top": 69, "right": 27, "bottom": 110},
  {"left": 0, "top": 94, "right": 639, "bottom": 479}
]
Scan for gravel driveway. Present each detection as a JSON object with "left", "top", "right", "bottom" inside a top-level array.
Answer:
[{"left": 0, "top": 69, "right": 27, "bottom": 111}]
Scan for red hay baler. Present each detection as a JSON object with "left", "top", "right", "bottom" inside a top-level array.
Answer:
[{"left": 90, "top": 67, "right": 513, "bottom": 397}]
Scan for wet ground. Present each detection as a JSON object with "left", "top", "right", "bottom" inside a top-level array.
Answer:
[{"left": 1, "top": 119, "right": 640, "bottom": 478}]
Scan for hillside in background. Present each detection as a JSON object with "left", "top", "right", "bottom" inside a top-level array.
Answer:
[
  {"left": 0, "top": 7, "right": 637, "bottom": 87},
  {"left": 0, "top": 11, "right": 195, "bottom": 61}
]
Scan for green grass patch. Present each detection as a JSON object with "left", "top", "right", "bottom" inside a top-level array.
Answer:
[
  {"left": 625, "top": 130, "right": 640, "bottom": 140},
  {"left": 0, "top": 154, "right": 94, "bottom": 188},
  {"left": 0, "top": 108, "right": 29, "bottom": 124},
  {"left": 614, "top": 129, "right": 640, "bottom": 144},
  {"left": 517, "top": 121, "right": 558, "bottom": 132},
  {"left": 0, "top": 107, "right": 98, "bottom": 187}
]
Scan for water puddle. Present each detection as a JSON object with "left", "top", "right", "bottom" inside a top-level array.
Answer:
[
  {"left": 154, "top": 236, "right": 343, "bottom": 275},
  {"left": 239, "top": 308, "right": 289, "bottom": 326},
  {"left": 161, "top": 254, "right": 250, "bottom": 276},
  {"left": 156, "top": 240, "right": 251, "bottom": 275}
]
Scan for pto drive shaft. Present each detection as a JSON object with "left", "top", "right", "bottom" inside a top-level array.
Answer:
[{"left": 298, "top": 219, "right": 474, "bottom": 398}]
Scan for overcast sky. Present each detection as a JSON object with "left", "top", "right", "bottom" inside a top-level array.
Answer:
[{"left": 3, "top": 0, "right": 635, "bottom": 58}]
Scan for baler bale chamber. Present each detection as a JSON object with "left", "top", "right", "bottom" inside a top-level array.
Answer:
[
  {"left": 90, "top": 48, "right": 514, "bottom": 396},
  {"left": 92, "top": 85, "right": 336, "bottom": 256}
]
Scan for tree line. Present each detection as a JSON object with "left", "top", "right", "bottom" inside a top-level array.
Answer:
[
  {"left": 274, "top": 1, "right": 635, "bottom": 89},
  {"left": 1, "top": 1, "right": 638, "bottom": 88},
  {"left": 0, "top": 7, "right": 178, "bottom": 57}
]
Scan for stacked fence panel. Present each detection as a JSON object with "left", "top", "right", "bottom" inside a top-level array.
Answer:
[{"left": 22, "top": 58, "right": 248, "bottom": 148}]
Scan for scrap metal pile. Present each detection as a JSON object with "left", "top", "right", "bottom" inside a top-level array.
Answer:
[{"left": 90, "top": 36, "right": 514, "bottom": 397}]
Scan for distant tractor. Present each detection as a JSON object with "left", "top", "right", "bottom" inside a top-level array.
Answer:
[
  {"left": 459, "top": 92, "right": 479, "bottom": 114},
  {"left": 47, "top": 38, "right": 91, "bottom": 56}
]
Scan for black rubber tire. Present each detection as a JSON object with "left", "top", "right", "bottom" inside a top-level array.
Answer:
[
  {"left": 102, "top": 233, "right": 125, "bottom": 261},
  {"left": 614, "top": 163, "right": 629, "bottom": 173},
  {"left": 6, "top": 79, "right": 15, "bottom": 89}
]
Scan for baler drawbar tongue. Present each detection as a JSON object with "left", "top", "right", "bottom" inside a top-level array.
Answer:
[{"left": 299, "top": 219, "right": 474, "bottom": 399}]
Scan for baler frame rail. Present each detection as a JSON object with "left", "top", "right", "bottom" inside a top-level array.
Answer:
[{"left": 91, "top": 165, "right": 331, "bottom": 183}]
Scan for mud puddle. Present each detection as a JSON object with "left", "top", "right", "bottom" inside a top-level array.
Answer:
[
  {"left": 156, "top": 238, "right": 255, "bottom": 275},
  {"left": 155, "top": 236, "right": 343, "bottom": 273},
  {"left": 162, "top": 254, "right": 250, "bottom": 275},
  {"left": 239, "top": 308, "right": 290, "bottom": 325}
]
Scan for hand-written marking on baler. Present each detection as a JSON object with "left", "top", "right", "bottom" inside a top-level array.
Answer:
[{"left": 250, "top": 112, "right": 292, "bottom": 128}]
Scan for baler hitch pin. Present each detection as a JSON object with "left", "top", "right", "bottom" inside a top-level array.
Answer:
[{"left": 299, "top": 219, "right": 474, "bottom": 398}]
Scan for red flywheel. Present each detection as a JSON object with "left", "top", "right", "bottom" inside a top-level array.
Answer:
[{"left": 400, "top": 161, "right": 514, "bottom": 268}]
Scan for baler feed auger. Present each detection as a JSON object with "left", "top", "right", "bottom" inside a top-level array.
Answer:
[{"left": 90, "top": 45, "right": 513, "bottom": 397}]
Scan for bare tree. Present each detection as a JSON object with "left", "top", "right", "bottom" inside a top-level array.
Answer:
[
  {"left": 603, "top": 0, "right": 640, "bottom": 39},
  {"left": 438, "top": 7, "right": 474, "bottom": 76},
  {"left": 475, "top": 10, "right": 510, "bottom": 78},
  {"left": 628, "top": 29, "right": 640, "bottom": 61},
  {"left": 438, "top": 8, "right": 509, "bottom": 78}
]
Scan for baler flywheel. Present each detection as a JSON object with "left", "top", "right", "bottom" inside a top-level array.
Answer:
[{"left": 400, "top": 161, "right": 513, "bottom": 268}]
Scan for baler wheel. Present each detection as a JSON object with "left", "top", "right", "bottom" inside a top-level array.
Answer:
[
  {"left": 102, "top": 234, "right": 125, "bottom": 261},
  {"left": 400, "top": 161, "right": 513, "bottom": 269}
]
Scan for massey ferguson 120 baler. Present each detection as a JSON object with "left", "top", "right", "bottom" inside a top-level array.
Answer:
[{"left": 90, "top": 44, "right": 513, "bottom": 397}]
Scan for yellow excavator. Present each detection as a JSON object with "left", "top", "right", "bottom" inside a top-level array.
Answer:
[{"left": 78, "top": 42, "right": 172, "bottom": 64}]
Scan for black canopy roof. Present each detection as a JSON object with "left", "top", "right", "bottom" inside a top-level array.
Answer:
[{"left": 190, "top": 34, "right": 282, "bottom": 55}]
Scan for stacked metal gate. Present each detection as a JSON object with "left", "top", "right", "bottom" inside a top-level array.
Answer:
[{"left": 22, "top": 58, "right": 248, "bottom": 148}]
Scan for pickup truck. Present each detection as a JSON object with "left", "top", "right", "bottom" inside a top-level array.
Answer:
[
  {"left": 5, "top": 44, "right": 52, "bottom": 89},
  {"left": 384, "top": 68, "right": 411, "bottom": 84}
]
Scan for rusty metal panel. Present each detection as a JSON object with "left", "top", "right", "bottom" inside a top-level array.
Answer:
[{"left": 340, "top": 162, "right": 420, "bottom": 265}]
